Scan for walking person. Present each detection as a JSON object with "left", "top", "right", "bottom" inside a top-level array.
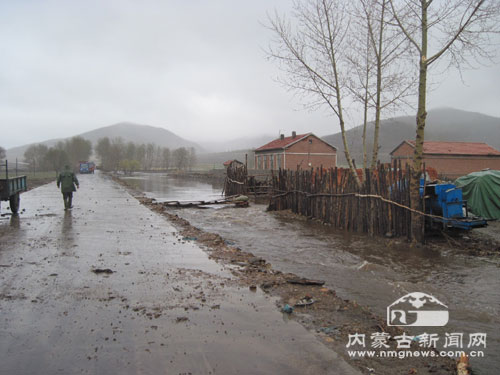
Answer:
[{"left": 57, "top": 165, "right": 79, "bottom": 209}]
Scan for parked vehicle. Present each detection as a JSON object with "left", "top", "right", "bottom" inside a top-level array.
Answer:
[
  {"left": 79, "top": 161, "right": 95, "bottom": 174},
  {"left": 0, "top": 161, "right": 27, "bottom": 214}
]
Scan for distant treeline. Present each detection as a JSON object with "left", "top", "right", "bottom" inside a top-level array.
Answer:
[
  {"left": 95, "top": 137, "right": 196, "bottom": 173},
  {"left": 23, "top": 137, "right": 92, "bottom": 172},
  {"left": 21, "top": 136, "right": 197, "bottom": 174}
]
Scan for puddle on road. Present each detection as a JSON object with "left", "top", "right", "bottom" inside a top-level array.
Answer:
[{"left": 126, "top": 173, "right": 500, "bottom": 374}]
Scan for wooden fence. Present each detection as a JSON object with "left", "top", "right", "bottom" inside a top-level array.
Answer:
[
  {"left": 223, "top": 161, "right": 248, "bottom": 196},
  {"left": 224, "top": 162, "right": 272, "bottom": 198},
  {"left": 268, "top": 161, "right": 415, "bottom": 239}
]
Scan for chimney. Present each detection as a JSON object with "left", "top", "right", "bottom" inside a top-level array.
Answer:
[
  {"left": 292, "top": 131, "right": 296, "bottom": 138},
  {"left": 280, "top": 134, "right": 285, "bottom": 141}
]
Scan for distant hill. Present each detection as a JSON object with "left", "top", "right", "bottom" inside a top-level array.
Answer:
[
  {"left": 6, "top": 122, "right": 203, "bottom": 161},
  {"left": 199, "top": 134, "right": 275, "bottom": 153},
  {"left": 322, "top": 108, "right": 500, "bottom": 166},
  {"left": 197, "top": 149, "right": 256, "bottom": 169}
]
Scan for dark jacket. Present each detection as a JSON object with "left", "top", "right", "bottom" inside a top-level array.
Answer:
[{"left": 57, "top": 171, "right": 79, "bottom": 193}]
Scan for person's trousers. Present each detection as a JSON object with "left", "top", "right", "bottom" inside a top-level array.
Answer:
[{"left": 62, "top": 192, "right": 73, "bottom": 209}]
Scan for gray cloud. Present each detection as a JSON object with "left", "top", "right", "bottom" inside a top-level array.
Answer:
[{"left": 1, "top": 0, "right": 498, "bottom": 149}]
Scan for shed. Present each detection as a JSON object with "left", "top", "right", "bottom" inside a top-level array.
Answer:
[
  {"left": 254, "top": 132, "right": 337, "bottom": 170},
  {"left": 390, "top": 140, "right": 500, "bottom": 179},
  {"left": 223, "top": 159, "right": 244, "bottom": 168}
]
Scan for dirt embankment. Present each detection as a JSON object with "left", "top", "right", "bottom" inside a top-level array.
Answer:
[
  {"left": 114, "top": 175, "right": 457, "bottom": 375},
  {"left": 424, "top": 225, "right": 500, "bottom": 257}
]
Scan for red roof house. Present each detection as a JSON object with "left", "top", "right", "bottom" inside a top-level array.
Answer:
[
  {"left": 254, "top": 131, "right": 337, "bottom": 170},
  {"left": 390, "top": 140, "right": 500, "bottom": 179}
]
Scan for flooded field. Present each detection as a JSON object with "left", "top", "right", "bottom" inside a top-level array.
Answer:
[
  {"left": 121, "top": 173, "right": 222, "bottom": 202},
  {"left": 123, "top": 173, "right": 500, "bottom": 374}
]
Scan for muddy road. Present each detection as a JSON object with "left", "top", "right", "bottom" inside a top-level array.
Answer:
[
  {"left": 124, "top": 173, "right": 500, "bottom": 375},
  {"left": 0, "top": 173, "right": 360, "bottom": 375}
]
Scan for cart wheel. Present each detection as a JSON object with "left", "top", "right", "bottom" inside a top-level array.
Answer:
[{"left": 9, "top": 193, "right": 20, "bottom": 214}]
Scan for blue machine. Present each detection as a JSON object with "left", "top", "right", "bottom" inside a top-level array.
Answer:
[{"left": 421, "top": 181, "right": 487, "bottom": 230}]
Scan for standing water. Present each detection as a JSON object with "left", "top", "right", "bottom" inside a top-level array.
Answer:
[{"left": 124, "top": 173, "right": 500, "bottom": 374}]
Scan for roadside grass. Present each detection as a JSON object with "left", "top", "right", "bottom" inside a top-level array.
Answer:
[
  {"left": 21, "top": 171, "right": 57, "bottom": 190},
  {"left": 24, "top": 171, "right": 57, "bottom": 181}
]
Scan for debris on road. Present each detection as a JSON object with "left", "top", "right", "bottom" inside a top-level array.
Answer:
[
  {"left": 248, "top": 256, "right": 265, "bottom": 266},
  {"left": 91, "top": 268, "right": 114, "bottom": 274},
  {"left": 286, "top": 277, "right": 325, "bottom": 286},
  {"left": 457, "top": 354, "right": 471, "bottom": 375},
  {"left": 295, "top": 296, "right": 315, "bottom": 307},
  {"left": 318, "top": 326, "right": 339, "bottom": 335}
]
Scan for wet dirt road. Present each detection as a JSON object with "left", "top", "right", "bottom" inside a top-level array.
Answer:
[
  {"left": 126, "top": 173, "right": 500, "bottom": 375},
  {"left": 0, "top": 173, "right": 361, "bottom": 375}
]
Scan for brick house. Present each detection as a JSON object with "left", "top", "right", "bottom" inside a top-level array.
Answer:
[
  {"left": 390, "top": 140, "right": 500, "bottom": 179},
  {"left": 254, "top": 132, "right": 337, "bottom": 170}
]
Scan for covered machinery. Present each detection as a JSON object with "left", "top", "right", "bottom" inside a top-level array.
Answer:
[
  {"left": 421, "top": 182, "right": 487, "bottom": 230},
  {"left": 455, "top": 170, "right": 500, "bottom": 220}
]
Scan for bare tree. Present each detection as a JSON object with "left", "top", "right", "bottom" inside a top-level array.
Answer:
[
  {"left": 173, "top": 147, "right": 189, "bottom": 170},
  {"left": 24, "top": 144, "right": 49, "bottom": 171},
  {"left": 389, "top": 0, "right": 500, "bottom": 241},
  {"left": 125, "top": 142, "right": 137, "bottom": 161},
  {"left": 64, "top": 136, "right": 92, "bottom": 166},
  {"left": 44, "top": 148, "right": 69, "bottom": 173},
  {"left": 136, "top": 144, "right": 146, "bottom": 169},
  {"left": 96, "top": 137, "right": 111, "bottom": 170},
  {"left": 109, "top": 138, "right": 125, "bottom": 171},
  {"left": 161, "top": 147, "right": 171, "bottom": 170},
  {"left": 145, "top": 143, "right": 156, "bottom": 171},
  {"left": 188, "top": 147, "right": 197, "bottom": 171},
  {"left": 352, "top": 0, "right": 416, "bottom": 170},
  {"left": 347, "top": 16, "right": 374, "bottom": 172},
  {"left": 96, "top": 137, "right": 125, "bottom": 171},
  {"left": 267, "top": 0, "right": 361, "bottom": 185}
]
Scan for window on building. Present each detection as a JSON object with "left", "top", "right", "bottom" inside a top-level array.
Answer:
[
  {"left": 277, "top": 154, "right": 282, "bottom": 169},
  {"left": 270, "top": 155, "right": 274, "bottom": 170},
  {"left": 257, "top": 156, "right": 262, "bottom": 170}
]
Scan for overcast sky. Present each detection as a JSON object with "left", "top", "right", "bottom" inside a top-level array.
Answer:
[{"left": 1, "top": 0, "right": 499, "bottom": 149}]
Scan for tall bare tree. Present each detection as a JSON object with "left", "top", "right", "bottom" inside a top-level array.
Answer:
[
  {"left": 346, "top": 8, "right": 374, "bottom": 173},
  {"left": 389, "top": 0, "right": 500, "bottom": 241},
  {"left": 348, "top": 0, "right": 416, "bottom": 171},
  {"left": 267, "top": 0, "right": 361, "bottom": 185}
]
